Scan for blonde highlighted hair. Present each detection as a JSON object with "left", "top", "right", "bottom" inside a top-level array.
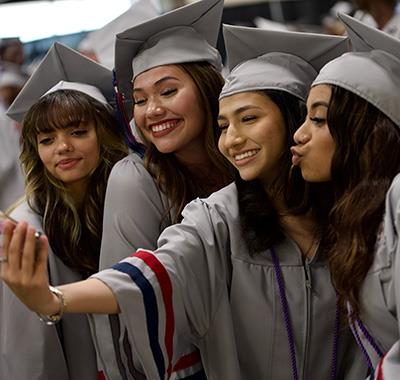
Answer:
[{"left": 20, "top": 90, "right": 127, "bottom": 276}]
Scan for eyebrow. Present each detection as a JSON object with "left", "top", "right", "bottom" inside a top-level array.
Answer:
[
  {"left": 133, "top": 76, "right": 180, "bottom": 92},
  {"left": 37, "top": 121, "right": 82, "bottom": 134},
  {"left": 218, "top": 105, "right": 262, "bottom": 120},
  {"left": 310, "top": 101, "right": 329, "bottom": 110}
]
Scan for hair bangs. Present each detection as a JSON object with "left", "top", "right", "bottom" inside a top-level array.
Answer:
[{"left": 26, "top": 90, "right": 96, "bottom": 135}]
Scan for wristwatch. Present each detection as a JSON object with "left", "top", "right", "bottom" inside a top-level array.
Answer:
[{"left": 37, "top": 286, "right": 67, "bottom": 325}]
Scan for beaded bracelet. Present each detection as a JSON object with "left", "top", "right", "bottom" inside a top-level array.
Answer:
[{"left": 37, "top": 286, "right": 67, "bottom": 325}]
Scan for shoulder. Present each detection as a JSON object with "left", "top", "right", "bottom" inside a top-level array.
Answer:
[
  {"left": 9, "top": 201, "right": 43, "bottom": 231},
  {"left": 386, "top": 174, "right": 400, "bottom": 214},
  {"left": 103, "top": 152, "right": 167, "bottom": 221},
  {"left": 110, "top": 152, "right": 149, "bottom": 177},
  {"left": 107, "top": 152, "right": 158, "bottom": 192},
  {"left": 183, "top": 182, "right": 238, "bottom": 222},
  {"left": 382, "top": 174, "right": 400, "bottom": 249},
  {"left": 202, "top": 182, "right": 238, "bottom": 207}
]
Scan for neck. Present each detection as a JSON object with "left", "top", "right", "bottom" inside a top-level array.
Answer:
[
  {"left": 174, "top": 143, "right": 210, "bottom": 169},
  {"left": 279, "top": 208, "right": 318, "bottom": 258},
  {"left": 66, "top": 182, "right": 87, "bottom": 209}
]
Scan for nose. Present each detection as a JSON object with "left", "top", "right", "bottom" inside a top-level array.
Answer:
[
  {"left": 146, "top": 97, "right": 165, "bottom": 120},
  {"left": 55, "top": 137, "right": 73, "bottom": 154},
  {"left": 293, "top": 121, "right": 310, "bottom": 145},
  {"left": 223, "top": 124, "right": 245, "bottom": 149}
]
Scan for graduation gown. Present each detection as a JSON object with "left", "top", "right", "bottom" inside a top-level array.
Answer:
[
  {"left": 351, "top": 173, "right": 400, "bottom": 378},
  {"left": 93, "top": 153, "right": 175, "bottom": 379},
  {"left": 0, "top": 202, "right": 98, "bottom": 380},
  {"left": 99, "top": 152, "right": 172, "bottom": 269},
  {"left": 92, "top": 183, "right": 366, "bottom": 380}
]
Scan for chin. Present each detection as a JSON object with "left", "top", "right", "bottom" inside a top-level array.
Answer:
[
  {"left": 155, "top": 145, "right": 178, "bottom": 154},
  {"left": 238, "top": 171, "right": 257, "bottom": 182},
  {"left": 302, "top": 172, "right": 326, "bottom": 183}
]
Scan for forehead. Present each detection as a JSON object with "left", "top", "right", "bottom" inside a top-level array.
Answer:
[
  {"left": 133, "top": 64, "right": 192, "bottom": 89},
  {"left": 307, "top": 84, "right": 332, "bottom": 106},
  {"left": 219, "top": 91, "right": 275, "bottom": 114}
]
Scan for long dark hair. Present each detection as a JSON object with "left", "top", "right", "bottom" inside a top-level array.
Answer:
[
  {"left": 236, "top": 90, "right": 329, "bottom": 253},
  {"left": 140, "top": 62, "right": 234, "bottom": 224},
  {"left": 326, "top": 85, "right": 400, "bottom": 319},
  {"left": 21, "top": 90, "right": 128, "bottom": 277}
]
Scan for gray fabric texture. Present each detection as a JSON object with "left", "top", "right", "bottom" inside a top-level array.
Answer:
[
  {"left": 0, "top": 202, "right": 98, "bottom": 380},
  {"left": 92, "top": 183, "right": 367, "bottom": 379}
]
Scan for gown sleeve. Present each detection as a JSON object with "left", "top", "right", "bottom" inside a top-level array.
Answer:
[{"left": 92, "top": 197, "right": 232, "bottom": 379}]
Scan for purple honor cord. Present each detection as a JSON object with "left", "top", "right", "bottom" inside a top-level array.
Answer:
[
  {"left": 352, "top": 318, "right": 383, "bottom": 374},
  {"left": 271, "top": 247, "right": 339, "bottom": 380}
]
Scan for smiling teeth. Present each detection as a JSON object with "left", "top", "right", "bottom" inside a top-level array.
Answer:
[
  {"left": 151, "top": 121, "right": 176, "bottom": 132},
  {"left": 235, "top": 150, "right": 258, "bottom": 161}
]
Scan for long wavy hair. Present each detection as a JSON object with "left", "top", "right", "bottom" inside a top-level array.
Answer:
[
  {"left": 236, "top": 90, "right": 330, "bottom": 253},
  {"left": 138, "top": 62, "right": 234, "bottom": 223},
  {"left": 325, "top": 86, "right": 400, "bottom": 319},
  {"left": 20, "top": 90, "right": 128, "bottom": 277}
]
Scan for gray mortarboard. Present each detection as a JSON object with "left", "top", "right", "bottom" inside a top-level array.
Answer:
[
  {"left": 7, "top": 42, "right": 113, "bottom": 123},
  {"left": 220, "top": 24, "right": 349, "bottom": 101},
  {"left": 313, "top": 13, "right": 400, "bottom": 127},
  {"left": 78, "top": 0, "right": 159, "bottom": 69},
  {"left": 114, "top": 0, "right": 223, "bottom": 103}
]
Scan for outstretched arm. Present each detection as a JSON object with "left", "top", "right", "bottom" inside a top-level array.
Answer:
[{"left": 0, "top": 220, "right": 119, "bottom": 316}]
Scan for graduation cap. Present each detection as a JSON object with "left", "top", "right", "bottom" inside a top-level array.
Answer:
[
  {"left": 114, "top": 0, "right": 223, "bottom": 102},
  {"left": 220, "top": 24, "right": 349, "bottom": 101},
  {"left": 7, "top": 42, "right": 113, "bottom": 123},
  {"left": 339, "top": 12, "right": 400, "bottom": 57},
  {"left": 78, "top": 0, "right": 159, "bottom": 69},
  {"left": 313, "top": 13, "right": 400, "bottom": 127}
]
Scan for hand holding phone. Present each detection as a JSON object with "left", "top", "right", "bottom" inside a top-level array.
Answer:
[{"left": 0, "top": 211, "right": 42, "bottom": 263}]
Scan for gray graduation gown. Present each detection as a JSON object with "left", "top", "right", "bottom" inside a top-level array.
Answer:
[
  {"left": 99, "top": 152, "right": 171, "bottom": 269},
  {"left": 93, "top": 153, "right": 174, "bottom": 379},
  {"left": 92, "top": 183, "right": 366, "bottom": 380},
  {"left": 0, "top": 202, "right": 98, "bottom": 380},
  {"left": 352, "top": 173, "right": 400, "bottom": 378}
]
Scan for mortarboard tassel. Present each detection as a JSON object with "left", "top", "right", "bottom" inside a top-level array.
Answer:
[{"left": 112, "top": 69, "right": 145, "bottom": 157}]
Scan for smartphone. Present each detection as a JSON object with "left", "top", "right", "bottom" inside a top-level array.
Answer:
[{"left": 0, "top": 210, "right": 42, "bottom": 257}]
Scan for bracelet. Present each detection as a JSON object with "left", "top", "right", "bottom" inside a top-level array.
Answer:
[{"left": 37, "top": 286, "right": 67, "bottom": 325}]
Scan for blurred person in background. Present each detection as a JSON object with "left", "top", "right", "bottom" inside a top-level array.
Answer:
[
  {"left": 352, "top": 0, "right": 400, "bottom": 37},
  {"left": 0, "top": 37, "right": 30, "bottom": 78},
  {"left": 77, "top": 0, "right": 159, "bottom": 69},
  {"left": 0, "top": 57, "right": 26, "bottom": 211},
  {"left": 0, "top": 37, "right": 24, "bottom": 67},
  {"left": 323, "top": 0, "right": 399, "bottom": 38}
]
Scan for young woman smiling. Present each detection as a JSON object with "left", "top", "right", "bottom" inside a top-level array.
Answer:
[
  {"left": 99, "top": 0, "right": 232, "bottom": 271},
  {"left": 0, "top": 42, "right": 127, "bottom": 380},
  {"left": 0, "top": 26, "right": 367, "bottom": 379},
  {"left": 94, "top": 1, "right": 232, "bottom": 378}
]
